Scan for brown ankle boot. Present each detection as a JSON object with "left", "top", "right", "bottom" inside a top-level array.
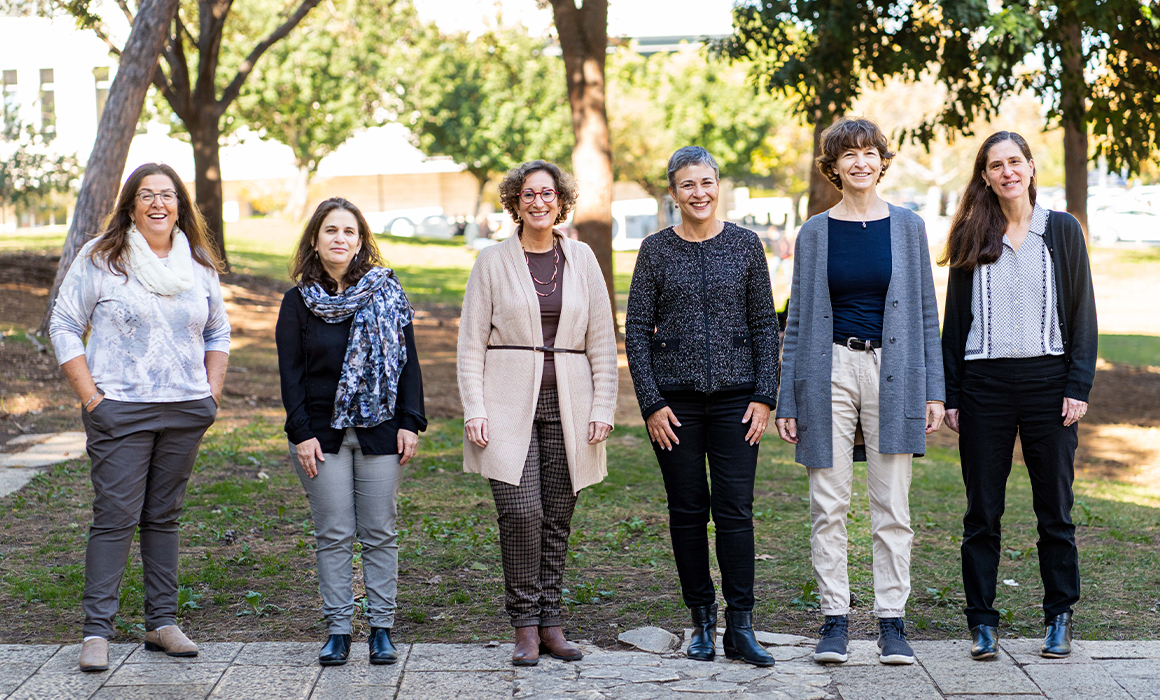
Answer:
[
  {"left": 539, "top": 626, "right": 583, "bottom": 661},
  {"left": 512, "top": 626, "right": 540, "bottom": 666}
]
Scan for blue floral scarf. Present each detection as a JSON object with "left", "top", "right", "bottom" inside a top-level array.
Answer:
[{"left": 300, "top": 267, "right": 413, "bottom": 429}]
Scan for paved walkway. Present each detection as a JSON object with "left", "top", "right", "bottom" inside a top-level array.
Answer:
[
  {"left": 0, "top": 433, "right": 87, "bottom": 498},
  {"left": 2, "top": 637, "right": 1157, "bottom": 699}
]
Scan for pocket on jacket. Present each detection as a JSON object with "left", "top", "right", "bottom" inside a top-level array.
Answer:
[
  {"left": 651, "top": 337, "right": 680, "bottom": 353},
  {"left": 793, "top": 378, "right": 808, "bottom": 427},
  {"left": 904, "top": 366, "right": 926, "bottom": 419}
]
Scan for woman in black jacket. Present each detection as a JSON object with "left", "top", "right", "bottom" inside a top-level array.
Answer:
[
  {"left": 276, "top": 198, "right": 426, "bottom": 666},
  {"left": 941, "top": 132, "right": 1096, "bottom": 661},
  {"left": 626, "top": 146, "right": 780, "bottom": 667}
]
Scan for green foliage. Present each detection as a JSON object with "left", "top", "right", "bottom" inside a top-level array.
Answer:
[
  {"left": 1098, "top": 334, "right": 1160, "bottom": 369},
  {"left": 606, "top": 47, "right": 798, "bottom": 198},
  {"left": 390, "top": 24, "right": 573, "bottom": 204},
  {"left": 237, "top": 590, "right": 283, "bottom": 617},
  {"left": 0, "top": 111, "right": 82, "bottom": 214}
]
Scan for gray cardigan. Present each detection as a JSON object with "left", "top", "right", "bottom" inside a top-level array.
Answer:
[{"left": 776, "top": 205, "right": 945, "bottom": 469}]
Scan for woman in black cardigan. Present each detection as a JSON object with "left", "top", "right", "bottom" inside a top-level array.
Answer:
[
  {"left": 276, "top": 198, "right": 425, "bottom": 667},
  {"left": 626, "top": 146, "right": 780, "bottom": 667},
  {"left": 941, "top": 132, "right": 1096, "bottom": 661}
]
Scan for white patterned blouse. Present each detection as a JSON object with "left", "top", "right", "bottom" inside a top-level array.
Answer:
[{"left": 964, "top": 204, "right": 1064, "bottom": 360}]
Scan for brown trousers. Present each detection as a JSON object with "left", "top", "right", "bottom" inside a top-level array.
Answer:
[
  {"left": 489, "top": 387, "right": 577, "bottom": 628},
  {"left": 81, "top": 397, "right": 217, "bottom": 638}
]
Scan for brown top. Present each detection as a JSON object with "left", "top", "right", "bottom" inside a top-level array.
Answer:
[{"left": 526, "top": 243, "right": 565, "bottom": 388}]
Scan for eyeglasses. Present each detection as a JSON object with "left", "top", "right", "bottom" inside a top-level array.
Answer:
[
  {"left": 136, "top": 190, "right": 177, "bottom": 205},
  {"left": 520, "top": 188, "right": 557, "bottom": 204}
]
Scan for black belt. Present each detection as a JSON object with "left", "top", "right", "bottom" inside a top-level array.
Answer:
[
  {"left": 836, "top": 337, "right": 882, "bottom": 351},
  {"left": 487, "top": 345, "right": 586, "bottom": 354}
]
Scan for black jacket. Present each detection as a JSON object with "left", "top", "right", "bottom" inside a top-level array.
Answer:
[
  {"left": 942, "top": 210, "right": 1097, "bottom": 409},
  {"left": 276, "top": 286, "right": 426, "bottom": 454},
  {"left": 626, "top": 223, "right": 781, "bottom": 419}
]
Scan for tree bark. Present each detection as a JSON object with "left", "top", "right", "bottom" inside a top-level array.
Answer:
[
  {"left": 1059, "top": 12, "right": 1089, "bottom": 242},
  {"left": 190, "top": 112, "right": 227, "bottom": 263},
  {"left": 806, "top": 118, "right": 841, "bottom": 219},
  {"left": 549, "top": 0, "right": 616, "bottom": 325},
  {"left": 38, "top": 0, "right": 180, "bottom": 335}
]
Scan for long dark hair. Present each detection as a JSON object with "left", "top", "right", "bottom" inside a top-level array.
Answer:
[
  {"left": 940, "top": 131, "right": 1038, "bottom": 269},
  {"left": 290, "top": 198, "right": 384, "bottom": 293},
  {"left": 88, "top": 163, "right": 223, "bottom": 276}
]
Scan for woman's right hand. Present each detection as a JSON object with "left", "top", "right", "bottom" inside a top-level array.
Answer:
[
  {"left": 295, "top": 438, "right": 326, "bottom": 478},
  {"left": 945, "top": 409, "right": 960, "bottom": 434},
  {"left": 646, "top": 407, "right": 681, "bottom": 451},
  {"left": 465, "top": 417, "right": 489, "bottom": 448},
  {"left": 775, "top": 417, "right": 799, "bottom": 444}
]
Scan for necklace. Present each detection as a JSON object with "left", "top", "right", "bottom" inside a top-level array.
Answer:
[
  {"left": 525, "top": 243, "right": 559, "bottom": 297},
  {"left": 841, "top": 198, "right": 877, "bottom": 229}
]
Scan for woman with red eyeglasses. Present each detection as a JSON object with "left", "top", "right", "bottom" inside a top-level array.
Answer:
[{"left": 457, "top": 160, "right": 618, "bottom": 667}]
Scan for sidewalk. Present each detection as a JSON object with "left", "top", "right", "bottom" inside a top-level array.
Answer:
[{"left": 2, "top": 637, "right": 1157, "bottom": 699}]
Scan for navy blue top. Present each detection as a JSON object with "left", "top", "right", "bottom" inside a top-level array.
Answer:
[{"left": 828, "top": 216, "right": 891, "bottom": 343}]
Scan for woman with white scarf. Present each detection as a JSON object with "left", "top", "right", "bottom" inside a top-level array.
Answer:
[
  {"left": 50, "top": 163, "right": 231, "bottom": 671},
  {"left": 276, "top": 198, "right": 425, "bottom": 667}
]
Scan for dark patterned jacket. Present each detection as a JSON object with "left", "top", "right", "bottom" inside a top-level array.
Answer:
[{"left": 626, "top": 222, "right": 781, "bottom": 419}]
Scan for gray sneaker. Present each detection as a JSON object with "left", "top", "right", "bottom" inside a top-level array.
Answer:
[
  {"left": 878, "top": 617, "right": 915, "bottom": 664},
  {"left": 813, "top": 615, "right": 849, "bottom": 663}
]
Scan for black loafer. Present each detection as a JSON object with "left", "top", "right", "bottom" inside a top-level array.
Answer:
[
  {"left": 970, "top": 624, "right": 998, "bottom": 660},
  {"left": 369, "top": 627, "right": 398, "bottom": 665},
  {"left": 319, "top": 634, "right": 351, "bottom": 666},
  {"left": 687, "top": 603, "right": 717, "bottom": 661},
  {"left": 1042, "top": 612, "right": 1072, "bottom": 658}
]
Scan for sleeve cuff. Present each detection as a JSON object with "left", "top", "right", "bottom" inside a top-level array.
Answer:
[
  {"left": 399, "top": 413, "right": 427, "bottom": 434},
  {"left": 286, "top": 422, "right": 314, "bottom": 445},
  {"left": 641, "top": 399, "right": 668, "bottom": 421},
  {"left": 52, "top": 336, "right": 86, "bottom": 366},
  {"left": 750, "top": 394, "right": 776, "bottom": 409},
  {"left": 204, "top": 340, "right": 232, "bottom": 354}
]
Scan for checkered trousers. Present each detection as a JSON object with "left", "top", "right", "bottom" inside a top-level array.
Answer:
[{"left": 489, "top": 386, "right": 577, "bottom": 628}]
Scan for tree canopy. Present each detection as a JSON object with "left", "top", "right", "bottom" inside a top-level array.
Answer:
[{"left": 0, "top": 114, "right": 82, "bottom": 222}]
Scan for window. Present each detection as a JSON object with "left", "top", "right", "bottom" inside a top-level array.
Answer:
[
  {"left": 93, "top": 66, "right": 110, "bottom": 122},
  {"left": 39, "top": 68, "right": 54, "bottom": 134}
]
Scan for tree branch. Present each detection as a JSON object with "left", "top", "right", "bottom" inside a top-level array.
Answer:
[
  {"left": 115, "top": 0, "right": 135, "bottom": 25},
  {"left": 216, "top": 0, "right": 323, "bottom": 114},
  {"left": 90, "top": 22, "right": 124, "bottom": 57}
]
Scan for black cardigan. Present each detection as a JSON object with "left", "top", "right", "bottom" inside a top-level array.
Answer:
[
  {"left": 941, "top": 210, "right": 1098, "bottom": 410},
  {"left": 625, "top": 222, "right": 781, "bottom": 419},
  {"left": 275, "top": 287, "right": 426, "bottom": 454}
]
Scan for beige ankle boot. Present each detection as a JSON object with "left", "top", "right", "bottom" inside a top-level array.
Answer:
[
  {"left": 144, "top": 625, "right": 198, "bottom": 657},
  {"left": 78, "top": 638, "right": 109, "bottom": 672}
]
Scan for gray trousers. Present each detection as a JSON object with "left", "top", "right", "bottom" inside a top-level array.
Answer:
[
  {"left": 80, "top": 397, "right": 217, "bottom": 638},
  {"left": 292, "top": 429, "right": 404, "bottom": 635}
]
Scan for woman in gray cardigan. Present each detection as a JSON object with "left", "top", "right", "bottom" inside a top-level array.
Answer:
[{"left": 774, "top": 118, "right": 944, "bottom": 666}]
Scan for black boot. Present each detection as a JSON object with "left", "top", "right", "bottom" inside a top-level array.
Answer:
[
  {"left": 369, "top": 627, "right": 398, "bottom": 665},
  {"left": 1041, "top": 612, "right": 1073, "bottom": 658},
  {"left": 687, "top": 603, "right": 717, "bottom": 661},
  {"left": 970, "top": 625, "right": 998, "bottom": 660},
  {"left": 318, "top": 634, "right": 351, "bottom": 666},
  {"left": 722, "top": 610, "right": 775, "bottom": 667}
]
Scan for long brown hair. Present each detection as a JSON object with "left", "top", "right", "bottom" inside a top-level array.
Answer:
[
  {"left": 940, "top": 132, "right": 1038, "bottom": 269},
  {"left": 290, "top": 198, "right": 384, "bottom": 294},
  {"left": 88, "top": 163, "right": 223, "bottom": 276}
]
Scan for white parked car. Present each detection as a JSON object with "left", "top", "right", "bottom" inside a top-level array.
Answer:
[{"left": 1090, "top": 204, "right": 1160, "bottom": 245}]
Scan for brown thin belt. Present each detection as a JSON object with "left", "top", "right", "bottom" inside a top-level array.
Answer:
[{"left": 486, "top": 345, "right": 586, "bottom": 354}]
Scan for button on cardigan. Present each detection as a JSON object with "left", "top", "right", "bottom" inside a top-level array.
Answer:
[
  {"left": 457, "top": 232, "right": 618, "bottom": 493},
  {"left": 776, "top": 206, "right": 945, "bottom": 470}
]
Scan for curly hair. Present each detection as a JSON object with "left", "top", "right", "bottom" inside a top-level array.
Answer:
[
  {"left": 88, "top": 163, "right": 223, "bottom": 276},
  {"left": 290, "top": 198, "right": 385, "bottom": 294},
  {"left": 815, "top": 117, "right": 896, "bottom": 190},
  {"left": 497, "top": 160, "right": 578, "bottom": 225}
]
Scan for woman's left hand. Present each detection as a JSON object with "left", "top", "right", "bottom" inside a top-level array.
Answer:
[
  {"left": 925, "top": 401, "right": 945, "bottom": 434},
  {"left": 398, "top": 429, "right": 418, "bottom": 466},
  {"left": 742, "top": 402, "right": 771, "bottom": 445},
  {"left": 1062, "top": 398, "right": 1088, "bottom": 427},
  {"left": 588, "top": 421, "right": 612, "bottom": 445}
]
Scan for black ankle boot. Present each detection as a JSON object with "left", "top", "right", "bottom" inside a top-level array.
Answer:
[
  {"left": 1041, "top": 612, "right": 1073, "bottom": 658},
  {"left": 687, "top": 603, "right": 717, "bottom": 661},
  {"left": 369, "top": 627, "right": 398, "bottom": 665},
  {"left": 722, "top": 610, "right": 775, "bottom": 667},
  {"left": 318, "top": 634, "right": 351, "bottom": 666}
]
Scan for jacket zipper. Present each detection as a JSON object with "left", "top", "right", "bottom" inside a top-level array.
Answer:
[{"left": 698, "top": 245, "right": 713, "bottom": 392}]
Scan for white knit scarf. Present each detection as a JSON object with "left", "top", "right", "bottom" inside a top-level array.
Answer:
[{"left": 126, "top": 224, "right": 195, "bottom": 296}]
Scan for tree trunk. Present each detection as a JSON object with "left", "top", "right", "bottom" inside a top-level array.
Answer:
[
  {"left": 652, "top": 188, "right": 670, "bottom": 230},
  {"left": 806, "top": 118, "right": 841, "bottom": 220},
  {"left": 190, "top": 112, "right": 228, "bottom": 266},
  {"left": 283, "top": 164, "right": 311, "bottom": 222},
  {"left": 37, "top": 0, "right": 180, "bottom": 335},
  {"left": 550, "top": 0, "right": 616, "bottom": 325},
  {"left": 1059, "top": 12, "right": 1089, "bottom": 242}
]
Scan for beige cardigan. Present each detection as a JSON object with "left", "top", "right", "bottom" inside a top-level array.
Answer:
[{"left": 457, "top": 232, "right": 618, "bottom": 492}]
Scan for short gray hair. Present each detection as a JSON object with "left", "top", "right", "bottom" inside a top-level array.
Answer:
[{"left": 667, "top": 146, "right": 719, "bottom": 191}]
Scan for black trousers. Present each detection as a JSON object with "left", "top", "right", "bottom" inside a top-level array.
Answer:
[
  {"left": 959, "top": 355, "right": 1080, "bottom": 628},
  {"left": 652, "top": 389, "right": 759, "bottom": 611}
]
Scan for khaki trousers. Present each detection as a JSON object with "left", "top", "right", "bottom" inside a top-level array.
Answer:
[{"left": 808, "top": 344, "right": 914, "bottom": 618}]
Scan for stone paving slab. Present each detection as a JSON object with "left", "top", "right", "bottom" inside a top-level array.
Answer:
[
  {"left": 210, "top": 664, "right": 319, "bottom": 699},
  {"left": 398, "top": 670, "right": 515, "bottom": 699},
  {"left": 123, "top": 642, "right": 242, "bottom": 665},
  {"left": 1098, "top": 659, "right": 1160, "bottom": 699},
  {"left": 1083, "top": 640, "right": 1160, "bottom": 658},
  {"left": 1000, "top": 637, "right": 1096, "bottom": 665},
  {"left": 91, "top": 685, "right": 215, "bottom": 699},
  {"left": 828, "top": 664, "right": 942, "bottom": 700},
  {"left": 105, "top": 661, "right": 230, "bottom": 686},
  {"left": 0, "top": 433, "right": 87, "bottom": 468},
  {"left": 1024, "top": 662, "right": 1134, "bottom": 699},
  {"left": 912, "top": 640, "right": 1041, "bottom": 695}
]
